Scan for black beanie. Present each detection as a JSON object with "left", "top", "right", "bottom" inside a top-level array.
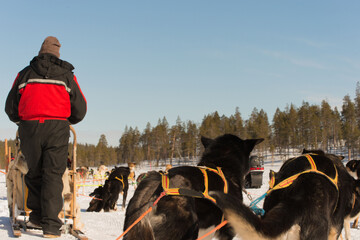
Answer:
[{"left": 38, "top": 36, "right": 61, "bottom": 58}]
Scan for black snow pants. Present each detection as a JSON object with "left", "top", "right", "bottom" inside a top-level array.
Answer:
[{"left": 18, "top": 120, "right": 70, "bottom": 235}]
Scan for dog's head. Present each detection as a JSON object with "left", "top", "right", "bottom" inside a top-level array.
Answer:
[
  {"left": 127, "top": 163, "right": 136, "bottom": 172},
  {"left": 347, "top": 160, "right": 360, "bottom": 172},
  {"left": 89, "top": 185, "right": 104, "bottom": 197},
  {"left": 198, "top": 134, "right": 263, "bottom": 179},
  {"left": 346, "top": 160, "right": 360, "bottom": 179}
]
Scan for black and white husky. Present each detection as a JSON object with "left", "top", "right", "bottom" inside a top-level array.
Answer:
[
  {"left": 123, "top": 134, "right": 263, "bottom": 240},
  {"left": 212, "top": 150, "right": 360, "bottom": 240}
]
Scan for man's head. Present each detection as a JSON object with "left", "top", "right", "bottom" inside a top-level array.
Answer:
[{"left": 38, "top": 36, "right": 61, "bottom": 58}]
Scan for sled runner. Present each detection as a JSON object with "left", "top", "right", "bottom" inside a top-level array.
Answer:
[{"left": 5, "top": 126, "right": 88, "bottom": 239}]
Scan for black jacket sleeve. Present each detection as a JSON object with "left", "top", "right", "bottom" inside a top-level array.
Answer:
[
  {"left": 68, "top": 74, "right": 87, "bottom": 124},
  {"left": 5, "top": 74, "right": 21, "bottom": 124}
]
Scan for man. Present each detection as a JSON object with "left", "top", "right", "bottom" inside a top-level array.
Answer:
[{"left": 5, "top": 36, "right": 87, "bottom": 238}]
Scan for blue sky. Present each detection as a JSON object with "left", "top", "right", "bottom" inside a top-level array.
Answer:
[{"left": 1, "top": 1, "right": 359, "bottom": 146}]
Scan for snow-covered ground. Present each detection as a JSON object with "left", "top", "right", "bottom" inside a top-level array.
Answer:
[{"left": 0, "top": 158, "right": 359, "bottom": 239}]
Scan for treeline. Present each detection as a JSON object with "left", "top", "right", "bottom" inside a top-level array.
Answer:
[{"left": 2, "top": 84, "right": 360, "bottom": 168}]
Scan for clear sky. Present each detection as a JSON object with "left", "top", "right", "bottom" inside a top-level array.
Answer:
[{"left": 1, "top": 1, "right": 359, "bottom": 146}]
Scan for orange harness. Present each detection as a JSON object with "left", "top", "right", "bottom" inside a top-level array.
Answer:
[
  {"left": 161, "top": 166, "right": 228, "bottom": 203},
  {"left": 268, "top": 154, "right": 338, "bottom": 195}
]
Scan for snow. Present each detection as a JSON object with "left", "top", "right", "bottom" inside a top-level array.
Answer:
[{"left": 0, "top": 158, "right": 359, "bottom": 239}]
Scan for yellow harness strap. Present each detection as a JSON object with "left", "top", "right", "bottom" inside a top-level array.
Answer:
[
  {"left": 161, "top": 173, "right": 181, "bottom": 196},
  {"left": 268, "top": 154, "right": 338, "bottom": 195},
  {"left": 161, "top": 167, "right": 228, "bottom": 204},
  {"left": 115, "top": 176, "right": 125, "bottom": 189},
  {"left": 204, "top": 167, "right": 228, "bottom": 194}
]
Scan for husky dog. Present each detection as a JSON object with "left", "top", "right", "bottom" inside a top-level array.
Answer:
[
  {"left": 87, "top": 166, "right": 130, "bottom": 212},
  {"left": 123, "top": 134, "right": 263, "bottom": 240},
  {"left": 211, "top": 150, "right": 360, "bottom": 240}
]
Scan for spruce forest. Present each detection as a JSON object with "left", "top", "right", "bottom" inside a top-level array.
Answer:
[{"left": 2, "top": 84, "right": 360, "bottom": 168}]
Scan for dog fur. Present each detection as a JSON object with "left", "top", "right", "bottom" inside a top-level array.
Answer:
[
  {"left": 135, "top": 166, "right": 173, "bottom": 189},
  {"left": 128, "top": 163, "right": 136, "bottom": 181},
  {"left": 211, "top": 149, "right": 360, "bottom": 240},
  {"left": 87, "top": 166, "right": 130, "bottom": 212},
  {"left": 346, "top": 160, "right": 360, "bottom": 179},
  {"left": 136, "top": 172, "right": 148, "bottom": 185},
  {"left": 123, "top": 134, "right": 263, "bottom": 240}
]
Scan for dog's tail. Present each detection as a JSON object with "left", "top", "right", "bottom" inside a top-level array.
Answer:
[
  {"left": 123, "top": 171, "right": 162, "bottom": 240},
  {"left": 211, "top": 192, "right": 299, "bottom": 240}
]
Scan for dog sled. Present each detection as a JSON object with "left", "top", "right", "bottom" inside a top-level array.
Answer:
[{"left": 5, "top": 126, "right": 88, "bottom": 239}]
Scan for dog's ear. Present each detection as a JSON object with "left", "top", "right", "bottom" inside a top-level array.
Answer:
[
  {"left": 201, "top": 136, "right": 214, "bottom": 148},
  {"left": 244, "top": 138, "right": 264, "bottom": 153},
  {"left": 338, "top": 155, "right": 345, "bottom": 161}
]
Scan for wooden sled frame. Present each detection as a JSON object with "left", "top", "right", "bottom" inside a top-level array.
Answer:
[
  {"left": 5, "top": 126, "right": 88, "bottom": 239},
  {"left": 6, "top": 131, "right": 24, "bottom": 237},
  {"left": 67, "top": 125, "right": 88, "bottom": 239}
]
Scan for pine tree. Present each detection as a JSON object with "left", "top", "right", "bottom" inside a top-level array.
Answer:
[
  {"left": 96, "top": 134, "right": 109, "bottom": 165},
  {"left": 183, "top": 120, "right": 199, "bottom": 162},
  {"left": 341, "top": 95, "right": 360, "bottom": 159},
  {"left": 200, "top": 111, "right": 222, "bottom": 138},
  {"left": 271, "top": 108, "right": 289, "bottom": 154},
  {"left": 169, "top": 116, "right": 184, "bottom": 164},
  {"left": 297, "top": 102, "right": 312, "bottom": 148},
  {"left": 246, "top": 108, "right": 270, "bottom": 153},
  {"left": 320, "top": 100, "right": 334, "bottom": 151},
  {"left": 234, "top": 107, "right": 245, "bottom": 138},
  {"left": 287, "top": 104, "right": 298, "bottom": 151},
  {"left": 140, "top": 122, "right": 154, "bottom": 162}
]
